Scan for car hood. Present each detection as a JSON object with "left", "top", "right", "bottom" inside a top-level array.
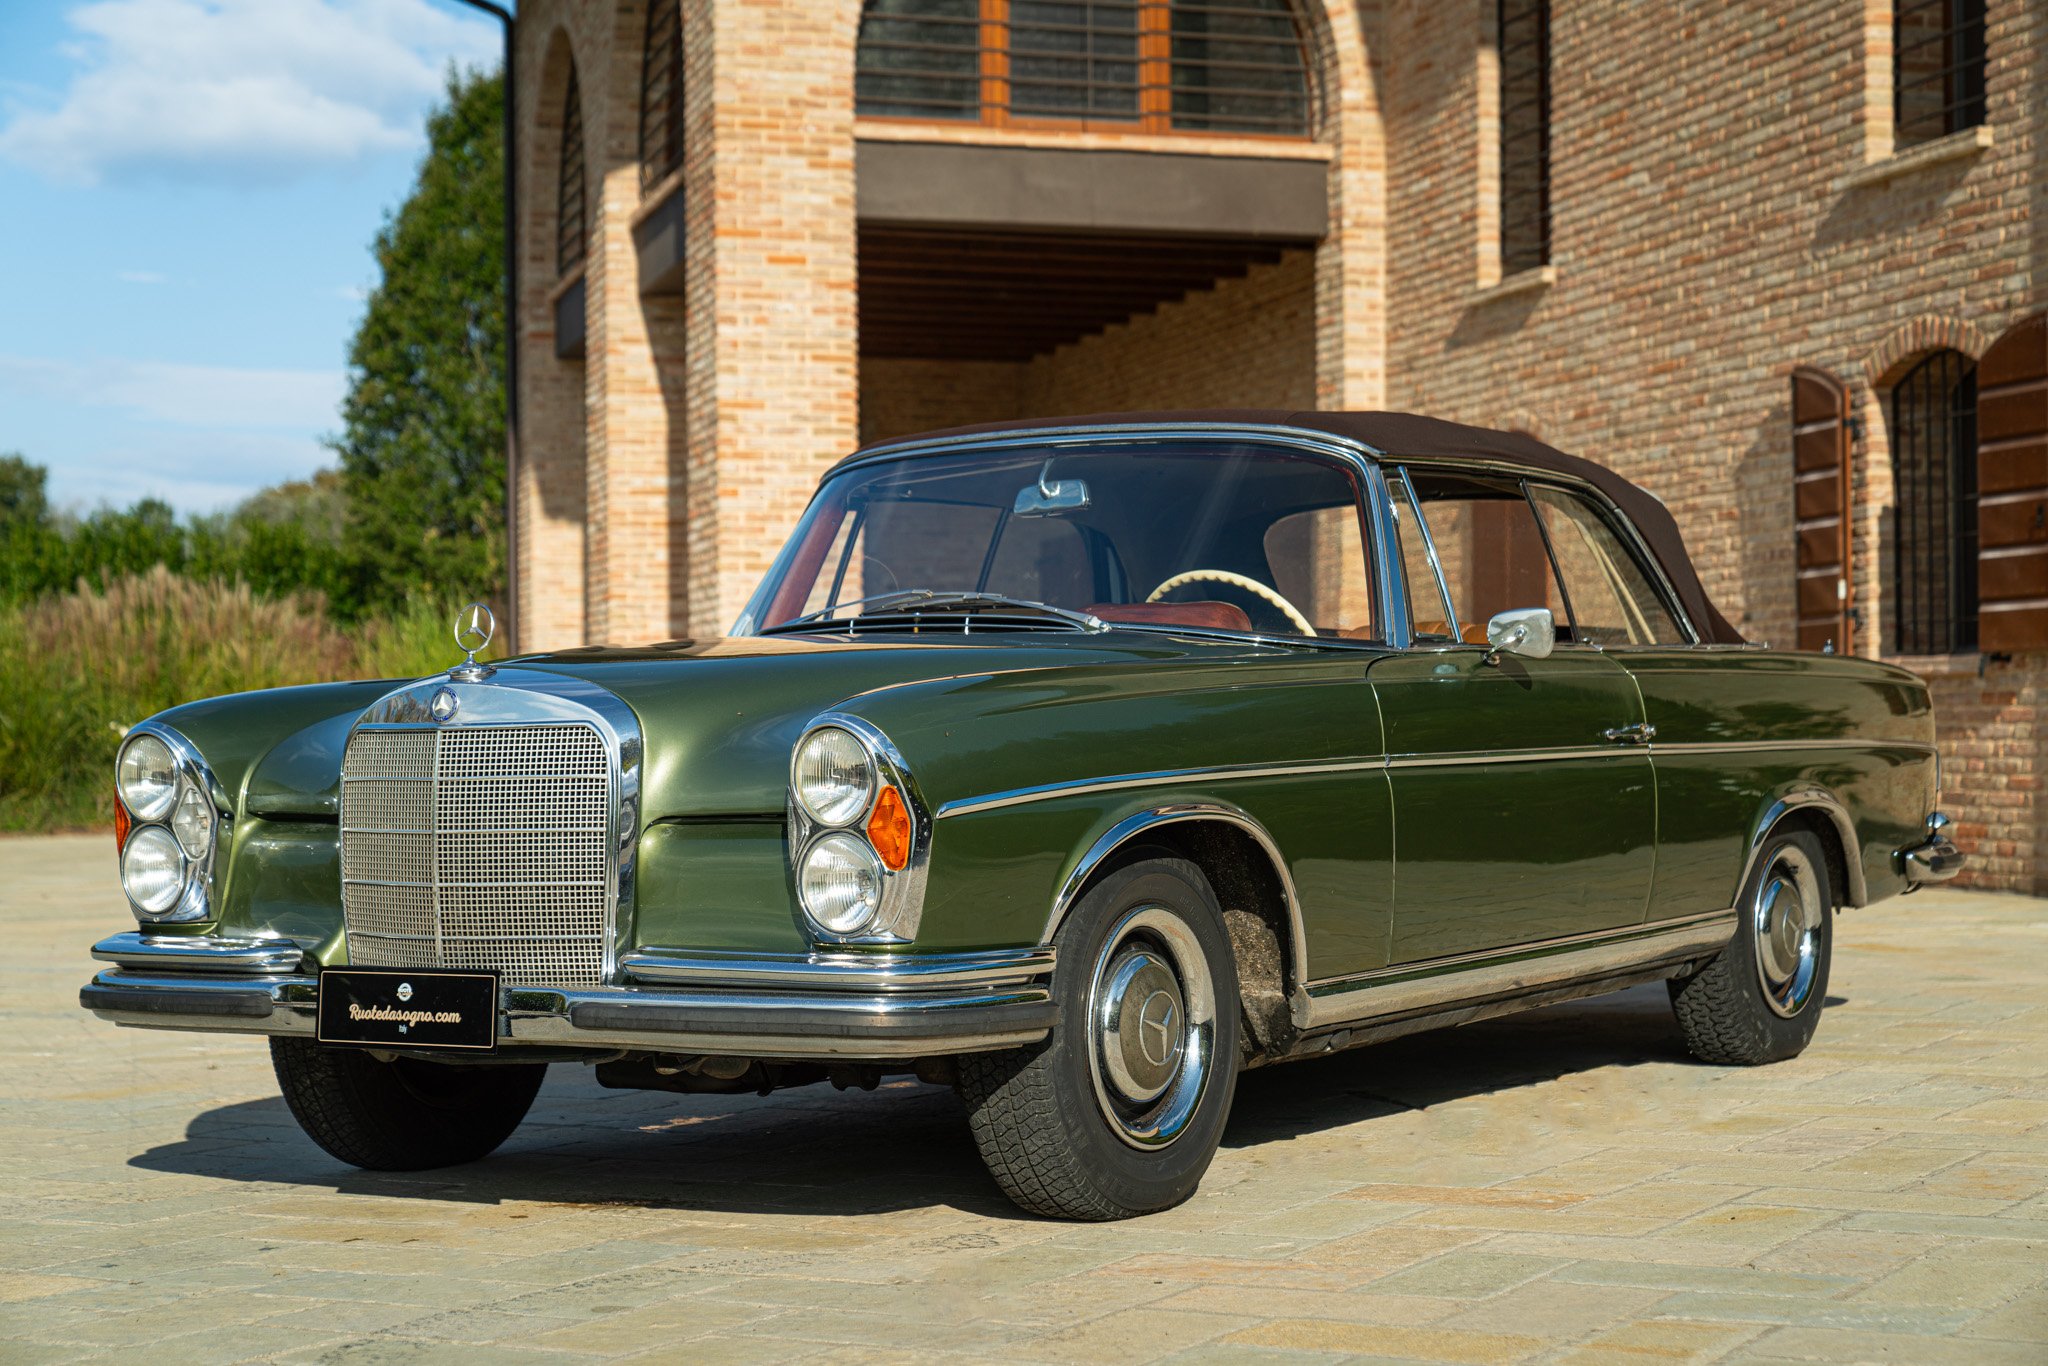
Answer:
[
  {"left": 508, "top": 632, "right": 1272, "bottom": 819},
  {"left": 211, "top": 630, "right": 1287, "bottom": 822}
]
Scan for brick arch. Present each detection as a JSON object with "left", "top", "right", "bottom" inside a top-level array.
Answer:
[{"left": 1863, "top": 314, "right": 1991, "bottom": 390}]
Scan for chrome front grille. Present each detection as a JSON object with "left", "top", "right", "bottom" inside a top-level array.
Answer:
[{"left": 340, "top": 723, "right": 613, "bottom": 985}]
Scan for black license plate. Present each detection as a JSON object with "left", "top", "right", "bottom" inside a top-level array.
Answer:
[{"left": 316, "top": 968, "right": 500, "bottom": 1052}]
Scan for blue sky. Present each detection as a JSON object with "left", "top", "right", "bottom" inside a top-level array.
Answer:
[{"left": 0, "top": 0, "right": 502, "bottom": 515}]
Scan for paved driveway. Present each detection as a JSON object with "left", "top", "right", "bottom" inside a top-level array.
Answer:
[{"left": 4, "top": 833, "right": 2046, "bottom": 1364}]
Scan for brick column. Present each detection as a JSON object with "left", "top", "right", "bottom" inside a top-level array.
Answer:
[
  {"left": 1311, "top": 0, "right": 1389, "bottom": 412},
  {"left": 682, "top": 0, "right": 861, "bottom": 637},
  {"left": 578, "top": 0, "right": 682, "bottom": 645}
]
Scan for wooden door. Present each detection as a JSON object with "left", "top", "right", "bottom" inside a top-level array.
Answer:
[{"left": 1977, "top": 312, "right": 2048, "bottom": 652}]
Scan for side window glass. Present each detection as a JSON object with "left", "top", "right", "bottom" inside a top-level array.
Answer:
[
  {"left": 1264, "top": 506, "right": 1376, "bottom": 638},
  {"left": 1407, "top": 470, "right": 1568, "bottom": 640},
  {"left": 1529, "top": 486, "right": 1685, "bottom": 645}
]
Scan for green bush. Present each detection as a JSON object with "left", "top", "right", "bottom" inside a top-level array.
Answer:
[{"left": 0, "top": 570, "right": 470, "bottom": 832}]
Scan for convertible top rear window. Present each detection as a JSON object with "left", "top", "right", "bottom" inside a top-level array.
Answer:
[{"left": 747, "top": 440, "right": 1382, "bottom": 641}]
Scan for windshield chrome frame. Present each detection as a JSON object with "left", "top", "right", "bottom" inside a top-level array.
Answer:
[{"left": 737, "top": 423, "right": 1414, "bottom": 649}]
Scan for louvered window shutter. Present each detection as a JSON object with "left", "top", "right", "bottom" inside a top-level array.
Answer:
[
  {"left": 1792, "top": 368, "right": 1854, "bottom": 652},
  {"left": 1977, "top": 312, "right": 2048, "bottom": 652}
]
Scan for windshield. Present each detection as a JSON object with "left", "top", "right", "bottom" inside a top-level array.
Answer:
[{"left": 742, "top": 440, "right": 1382, "bottom": 641}]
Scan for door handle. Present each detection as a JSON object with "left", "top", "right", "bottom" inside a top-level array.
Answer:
[{"left": 1603, "top": 722, "right": 1656, "bottom": 746}]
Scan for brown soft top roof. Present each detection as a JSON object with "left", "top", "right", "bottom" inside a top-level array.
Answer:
[{"left": 853, "top": 408, "right": 1742, "bottom": 644}]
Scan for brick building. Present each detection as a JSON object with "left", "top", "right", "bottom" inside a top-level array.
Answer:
[{"left": 503, "top": 1, "right": 2046, "bottom": 889}]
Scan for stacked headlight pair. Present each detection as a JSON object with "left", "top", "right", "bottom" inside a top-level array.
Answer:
[
  {"left": 790, "top": 722, "right": 917, "bottom": 939},
  {"left": 114, "top": 728, "right": 219, "bottom": 923}
]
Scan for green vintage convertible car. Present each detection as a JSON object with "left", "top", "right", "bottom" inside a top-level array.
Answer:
[{"left": 84, "top": 412, "right": 1962, "bottom": 1220}]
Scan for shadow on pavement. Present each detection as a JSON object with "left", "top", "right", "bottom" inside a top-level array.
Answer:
[{"left": 128, "top": 982, "right": 1722, "bottom": 1217}]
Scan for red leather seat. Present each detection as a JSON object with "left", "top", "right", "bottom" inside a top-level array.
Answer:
[{"left": 1088, "top": 601, "right": 1254, "bottom": 632}]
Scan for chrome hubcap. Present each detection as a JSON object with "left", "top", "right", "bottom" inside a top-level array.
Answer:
[
  {"left": 1753, "top": 845, "right": 1823, "bottom": 1018},
  {"left": 1088, "top": 906, "right": 1214, "bottom": 1149}
]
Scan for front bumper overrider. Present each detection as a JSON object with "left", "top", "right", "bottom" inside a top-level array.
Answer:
[{"left": 80, "top": 933, "right": 1056, "bottom": 1060}]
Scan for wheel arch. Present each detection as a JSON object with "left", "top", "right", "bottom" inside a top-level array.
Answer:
[
  {"left": 1744, "top": 787, "right": 1865, "bottom": 910},
  {"left": 1046, "top": 804, "right": 1308, "bottom": 1056}
]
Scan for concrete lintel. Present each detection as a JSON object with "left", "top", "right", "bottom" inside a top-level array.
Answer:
[{"left": 856, "top": 139, "right": 1327, "bottom": 242}]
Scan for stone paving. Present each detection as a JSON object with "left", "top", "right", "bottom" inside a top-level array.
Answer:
[{"left": 3, "top": 832, "right": 2046, "bottom": 1364}]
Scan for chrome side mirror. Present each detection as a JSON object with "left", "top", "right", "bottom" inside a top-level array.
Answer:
[{"left": 1484, "top": 607, "right": 1555, "bottom": 663}]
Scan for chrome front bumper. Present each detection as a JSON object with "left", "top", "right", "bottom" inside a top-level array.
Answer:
[
  {"left": 80, "top": 934, "right": 1057, "bottom": 1060},
  {"left": 1897, "top": 812, "right": 1965, "bottom": 886}
]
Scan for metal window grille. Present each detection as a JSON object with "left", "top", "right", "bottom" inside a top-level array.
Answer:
[
  {"left": 854, "top": 0, "right": 1311, "bottom": 137},
  {"left": 1893, "top": 0, "right": 1987, "bottom": 148},
  {"left": 557, "top": 70, "right": 587, "bottom": 274},
  {"left": 640, "top": 0, "right": 686, "bottom": 192},
  {"left": 1497, "top": 0, "right": 1549, "bottom": 275},
  {"left": 1890, "top": 350, "right": 1979, "bottom": 655}
]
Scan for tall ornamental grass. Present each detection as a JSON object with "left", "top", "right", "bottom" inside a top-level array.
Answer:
[{"left": 0, "top": 569, "right": 465, "bottom": 831}]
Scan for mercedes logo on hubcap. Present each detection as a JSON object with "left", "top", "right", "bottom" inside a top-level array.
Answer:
[{"left": 1138, "top": 990, "right": 1179, "bottom": 1066}]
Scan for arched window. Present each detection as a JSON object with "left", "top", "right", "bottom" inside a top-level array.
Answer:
[
  {"left": 855, "top": 1, "right": 1312, "bottom": 137},
  {"left": 1894, "top": 0, "right": 1987, "bottom": 148},
  {"left": 1890, "top": 350, "right": 1978, "bottom": 655},
  {"left": 640, "top": 0, "right": 685, "bottom": 192},
  {"left": 557, "top": 68, "right": 587, "bottom": 274}
]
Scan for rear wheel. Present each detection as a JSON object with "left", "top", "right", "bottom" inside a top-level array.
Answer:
[
  {"left": 271, "top": 1038, "right": 546, "bottom": 1170},
  {"left": 1670, "top": 827, "right": 1833, "bottom": 1065},
  {"left": 957, "top": 856, "right": 1241, "bottom": 1220}
]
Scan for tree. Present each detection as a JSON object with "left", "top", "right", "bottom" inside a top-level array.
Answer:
[
  {"left": 333, "top": 65, "right": 506, "bottom": 612},
  {"left": 0, "top": 455, "right": 48, "bottom": 530}
]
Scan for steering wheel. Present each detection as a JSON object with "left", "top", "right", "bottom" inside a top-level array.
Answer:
[{"left": 1147, "top": 570, "right": 1317, "bottom": 637}]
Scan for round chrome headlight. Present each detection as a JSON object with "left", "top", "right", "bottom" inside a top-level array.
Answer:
[
  {"left": 172, "top": 785, "right": 215, "bottom": 859},
  {"left": 798, "top": 832, "right": 884, "bottom": 935},
  {"left": 117, "top": 733, "right": 178, "bottom": 821},
  {"left": 794, "top": 727, "right": 876, "bottom": 826},
  {"left": 122, "top": 826, "right": 187, "bottom": 917}
]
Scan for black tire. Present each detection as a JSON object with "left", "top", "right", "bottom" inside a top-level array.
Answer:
[
  {"left": 957, "top": 855, "right": 1241, "bottom": 1220},
  {"left": 1670, "top": 827, "right": 1833, "bottom": 1065},
  {"left": 271, "top": 1038, "right": 546, "bottom": 1170}
]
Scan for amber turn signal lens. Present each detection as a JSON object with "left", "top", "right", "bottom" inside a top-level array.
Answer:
[
  {"left": 113, "top": 792, "right": 131, "bottom": 850},
  {"left": 866, "top": 785, "right": 912, "bottom": 871}
]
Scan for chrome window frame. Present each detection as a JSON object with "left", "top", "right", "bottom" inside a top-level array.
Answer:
[
  {"left": 1388, "top": 455, "right": 1703, "bottom": 650},
  {"left": 346, "top": 668, "right": 644, "bottom": 984}
]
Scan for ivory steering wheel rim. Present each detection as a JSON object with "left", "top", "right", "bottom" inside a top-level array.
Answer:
[{"left": 1146, "top": 570, "right": 1316, "bottom": 636}]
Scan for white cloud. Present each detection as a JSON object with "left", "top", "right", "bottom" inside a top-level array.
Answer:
[
  {"left": 43, "top": 431, "right": 337, "bottom": 515},
  {"left": 0, "top": 0, "right": 499, "bottom": 186},
  {"left": 0, "top": 353, "right": 345, "bottom": 431},
  {"left": 116, "top": 269, "right": 166, "bottom": 284}
]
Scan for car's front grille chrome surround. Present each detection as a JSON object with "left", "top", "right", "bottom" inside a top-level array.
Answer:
[{"left": 338, "top": 671, "right": 642, "bottom": 988}]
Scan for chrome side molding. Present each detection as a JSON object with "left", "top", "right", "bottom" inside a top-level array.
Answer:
[{"left": 1300, "top": 908, "right": 1737, "bottom": 1032}]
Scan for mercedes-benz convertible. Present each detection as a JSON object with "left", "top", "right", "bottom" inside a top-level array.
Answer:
[{"left": 82, "top": 411, "right": 1962, "bottom": 1220}]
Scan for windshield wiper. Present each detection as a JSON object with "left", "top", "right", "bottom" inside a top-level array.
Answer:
[{"left": 763, "top": 590, "right": 1106, "bottom": 634}]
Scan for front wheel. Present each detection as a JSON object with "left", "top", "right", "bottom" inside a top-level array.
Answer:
[
  {"left": 1670, "top": 827, "right": 1833, "bottom": 1065},
  {"left": 957, "top": 856, "right": 1241, "bottom": 1220},
  {"left": 271, "top": 1038, "right": 546, "bottom": 1170}
]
